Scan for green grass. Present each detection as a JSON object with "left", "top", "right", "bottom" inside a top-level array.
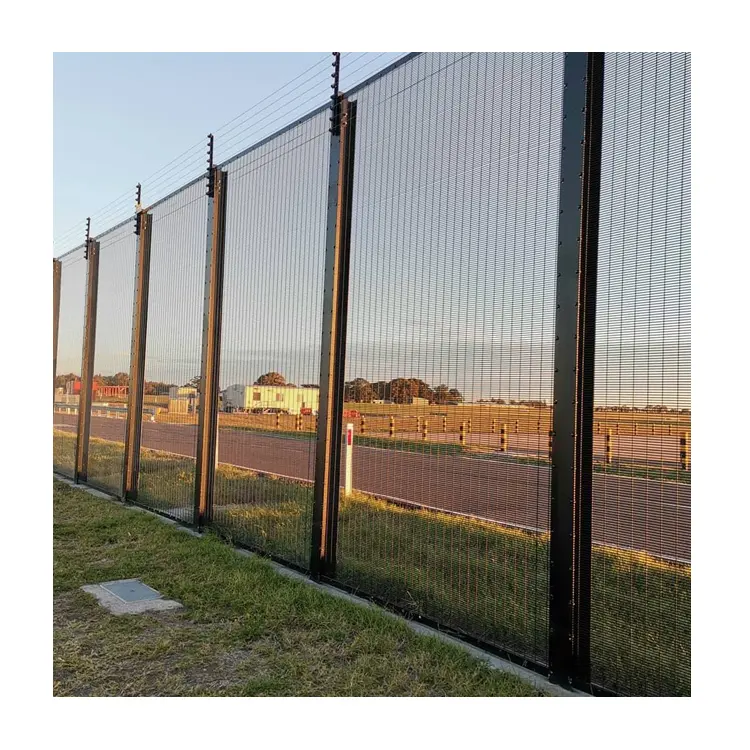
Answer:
[
  {"left": 219, "top": 426, "right": 691, "bottom": 483},
  {"left": 53, "top": 428, "right": 77, "bottom": 476},
  {"left": 223, "top": 424, "right": 315, "bottom": 442},
  {"left": 53, "top": 429, "right": 691, "bottom": 695},
  {"left": 53, "top": 480, "right": 544, "bottom": 697},
  {"left": 222, "top": 426, "right": 466, "bottom": 457},
  {"left": 354, "top": 434, "right": 466, "bottom": 456},
  {"left": 364, "top": 441, "right": 693, "bottom": 484},
  {"left": 595, "top": 461, "right": 691, "bottom": 484}
]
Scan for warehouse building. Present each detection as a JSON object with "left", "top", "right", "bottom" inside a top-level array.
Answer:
[{"left": 223, "top": 384, "right": 320, "bottom": 415}]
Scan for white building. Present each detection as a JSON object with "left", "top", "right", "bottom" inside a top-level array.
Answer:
[{"left": 223, "top": 384, "right": 320, "bottom": 415}]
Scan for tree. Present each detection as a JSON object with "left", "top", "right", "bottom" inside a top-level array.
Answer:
[
  {"left": 344, "top": 378, "right": 375, "bottom": 402},
  {"left": 433, "top": 384, "right": 451, "bottom": 404},
  {"left": 411, "top": 378, "right": 434, "bottom": 402},
  {"left": 447, "top": 388, "right": 463, "bottom": 403},
  {"left": 54, "top": 373, "right": 78, "bottom": 389},
  {"left": 388, "top": 378, "right": 434, "bottom": 404},
  {"left": 255, "top": 372, "right": 287, "bottom": 386},
  {"left": 184, "top": 375, "right": 201, "bottom": 391},
  {"left": 145, "top": 381, "right": 176, "bottom": 396},
  {"left": 371, "top": 381, "right": 391, "bottom": 401},
  {"left": 92, "top": 372, "right": 129, "bottom": 387},
  {"left": 388, "top": 378, "right": 413, "bottom": 404}
]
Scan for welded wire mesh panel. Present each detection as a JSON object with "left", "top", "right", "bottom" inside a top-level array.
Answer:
[
  {"left": 137, "top": 179, "right": 207, "bottom": 521},
  {"left": 85, "top": 222, "right": 137, "bottom": 494},
  {"left": 212, "top": 111, "right": 330, "bottom": 569},
  {"left": 54, "top": 246, "right": 87, "bottom": 477},
  {"left": 335, "top": 52, "right": 563, "bottom": 663},
  {"left": 592, "top": 52, "right": 690, "bottom": 696}
]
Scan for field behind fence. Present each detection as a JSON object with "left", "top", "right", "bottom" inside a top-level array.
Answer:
[{"left": 53, "top": 52, "right": 690, "bottom": 696}]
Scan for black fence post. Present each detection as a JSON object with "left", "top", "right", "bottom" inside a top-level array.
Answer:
[
  {"left": 193, "top": 165, "right": 229, "bottom": 528},
  {"left": 310, "top": 93, "right": 357, "bottom": 577},
  {"left": 53, "top": 259, "right": 62, "bottom": 399},
  {"left": 123, "top": 210, "right": 153, "bottom": 501},
  {"left": 74, "top": 237, "right": 100, "bottom": 483},
  {"left": 549, "top": 51, "right": 604, "bottom": 689}
]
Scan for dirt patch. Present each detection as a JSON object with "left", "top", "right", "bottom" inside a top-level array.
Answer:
[{"left": 53, "top": 591, "right": 268, "bottom": 696}]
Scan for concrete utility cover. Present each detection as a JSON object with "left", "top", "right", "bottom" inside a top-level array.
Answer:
[
  {"left": 101, "top": 579, "right": 161, "bottom": 602},
  {"left": 81, "top": 578, "right": 183, "bottom": 616}
]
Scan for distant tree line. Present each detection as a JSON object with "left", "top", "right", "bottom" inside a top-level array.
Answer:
[
  {"left": 93, "top": 372, "right": 129, "bottom": 386},
  {"left": 255, "top": 372, "right": 292, "bottom": 386},
  {"left": 343, "top": 378, "right": 463, "bottom": 405},
  {"left": 594, "top": 405, "right": 691, "bottom": 414},
  {"left": 477, "top": 398, "right": 548, "bottom": 407},
  {"left": 145, "top": 381, "right": 176, "bottom": 395},
  {"left": 54, "top": 373, "right": 78, "bottom": 388},
  {"left": 56, "top": 370, "right": 689, "bottom": 414}
]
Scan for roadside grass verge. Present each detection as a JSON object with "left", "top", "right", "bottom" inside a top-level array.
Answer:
[
  {"left": 53, "top": 480, "right": 544, "bottom": 697},
  {"left": 53, "top": 430, "right": 690, "bottom": 695},
  {"left": 217, "top": 426, "right": 691, "bottom": 483}
]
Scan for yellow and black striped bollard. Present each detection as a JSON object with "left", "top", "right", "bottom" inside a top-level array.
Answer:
[
  {"left": 467, "top": 418, "right": 472, "bottom": 434},
  {"left": 680, "top": 432, "right": 690, "bottom": 471},
  {"left": 459, "top": 422, "right": 466, "bottom": 447},
  {"left": 389, "top": 416, "right": 395, "bottom": 438},
  {"left": 442, "top": 416, "right": 447, "bottom": 433},
  {"left": 422, "top": 419, "right": 428, "bottom": 441},
  {"left": 606, "top": 429, "right": 613, "bottom": 465},
  {"left": 276, "top": 413, "right": 280, "bottom": 429},
  {"left": 500, "top": 423, "right": 507, "bottom": 452},
  {"left": 491, "top": 419, "right": 497, "bottom": 434},
  {"left": 360, "top": 416, "right": 366, "bottom": 435},
  {"left": 296, "top": 414, "right": 302, "bottom": 431},
  {"left": 515, "top": 419, "right": 519, "bottom": 434}
]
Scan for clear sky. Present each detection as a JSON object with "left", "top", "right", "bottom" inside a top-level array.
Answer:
[
  {"left": 55, "top": 52, "right": 690, "bottom": 410},
  {"left": 54, "top": 52, "right": 406, "bottom": 253}
]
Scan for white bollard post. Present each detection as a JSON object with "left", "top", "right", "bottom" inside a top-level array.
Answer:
[
  {"left": 345, "top": 423, "right": 353, "bottom": 498},
  {"left": 215, "top": 420, "right": 219, "bottom": 470}
]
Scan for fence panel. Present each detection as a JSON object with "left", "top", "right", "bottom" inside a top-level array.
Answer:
[
  {"left": 53, "top": 246, "right": 87, "bottom": 477},
  {"left": 591, "top": 52, "right": 691, "bottom": 696},
  {"left": 211, "top": 111, "right": 330, "bottom": 569},
  {"left": 85, "top": 222, "right": 138, "bottom": 494},
  {"left": 136, "top": 179, "right": 207, "bottom": 521},
  {"left": 331, "top": 52, "right": 564, "bottom": 665},
  {"left": 52, "top": 51, "right": 691, "bottom": 696}
]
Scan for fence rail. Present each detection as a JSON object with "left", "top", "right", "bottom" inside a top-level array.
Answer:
[{"left": 52, "top": 51, "right": 690, "bottom": 696}]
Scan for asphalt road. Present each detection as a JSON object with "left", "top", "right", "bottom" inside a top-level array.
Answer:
[{"left": 54, "top": 413, "right": 691, "bottom": 562}]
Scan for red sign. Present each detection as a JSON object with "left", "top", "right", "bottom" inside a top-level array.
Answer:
[{"left": 346, "top": 426, "right": 353, "bottom": 445}]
